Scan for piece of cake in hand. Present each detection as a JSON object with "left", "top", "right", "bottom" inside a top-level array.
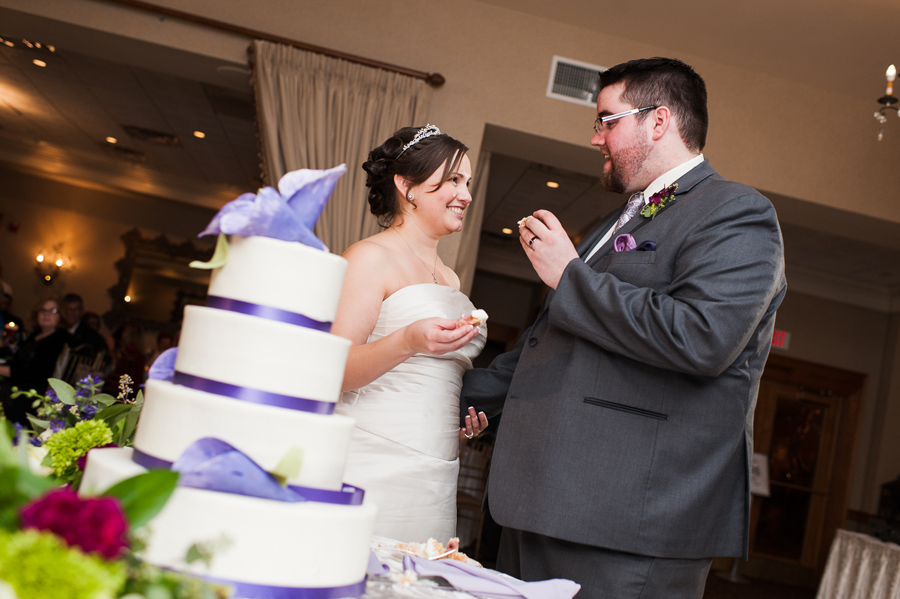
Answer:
[{"left": 457, "top": 309, "right": 488, "bottom": 328}]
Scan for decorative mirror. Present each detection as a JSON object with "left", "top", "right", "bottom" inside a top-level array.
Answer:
[{"left": 104, "top": 229, "right": 215, "bottom": 335}]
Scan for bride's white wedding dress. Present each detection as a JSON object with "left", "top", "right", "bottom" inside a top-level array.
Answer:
[{"left": 336, "top": 284, "right": 486, "bottom": 542}]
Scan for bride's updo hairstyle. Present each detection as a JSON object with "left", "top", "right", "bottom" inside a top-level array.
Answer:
[{"left": 363, "top": 125, "right": 469, "bottom": 228}]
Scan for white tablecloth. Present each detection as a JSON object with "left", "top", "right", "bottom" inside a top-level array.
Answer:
[{"left": 816, "top": 529, "right": 900, "bottom": 599}]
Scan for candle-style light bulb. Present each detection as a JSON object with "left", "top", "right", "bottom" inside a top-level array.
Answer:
[
  {"left": 36, "top": 253, "right": 44, "bottom": 263},
  {"left": 887, "top": 64, "right": 896, "bottom": 96}
]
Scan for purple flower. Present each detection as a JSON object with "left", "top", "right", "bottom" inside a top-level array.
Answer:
[
  {"left": 46, "top": 389, "right": 58, "bottom": 404},
  {"left": 49, "top": 419, "right": 66, "bottom": 432},
  {"left": 199, "top": 164, "right": 347, "bottom": 250},
  {"left": 12, "top": 422, "right": 23, "bottom": 444},
  {"left": 78, "top": 403, "right": 98, "bottom": 420}
]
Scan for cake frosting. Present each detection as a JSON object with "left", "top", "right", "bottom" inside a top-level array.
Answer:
[{"left": 80, "top": 165, "right": 377, "bottom": 598}]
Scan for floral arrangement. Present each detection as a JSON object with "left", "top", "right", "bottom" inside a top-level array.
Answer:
[
  {"left": 10, "top": 375, "right": 142, "bottom": 487},
  {"left": 640, "top": 182, "right": 678, "bottom": 219},
  {"left": 0, "top": 376, "right": 231, "bottom": 599}
]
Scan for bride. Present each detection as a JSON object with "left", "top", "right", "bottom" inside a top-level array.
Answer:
[{"left": 332, "top": 125, "right": 489, "bottom": 542}]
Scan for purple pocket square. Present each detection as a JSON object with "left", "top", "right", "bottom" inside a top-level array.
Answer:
[{"left": 614, "top": 234, "right": 657, "bottom": 252}]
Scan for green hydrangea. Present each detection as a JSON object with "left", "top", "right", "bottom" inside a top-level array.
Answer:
[
  {"left": 43, "top": 420, "right": 113, "bottom": 477},
  {"left": 0, "top": 529, "right": 126, "bottom": 599}
]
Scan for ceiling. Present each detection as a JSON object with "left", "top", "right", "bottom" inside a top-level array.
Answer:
[{"left": 2, "top": 2, "right": 900, "bottom": 311}]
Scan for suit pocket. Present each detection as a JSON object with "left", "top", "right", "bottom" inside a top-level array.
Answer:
[
  {"left": 583, "top": 397, "right": 668, "bottom": 421},
  {"left": 606, "top": 251, "right": 656, "bottom": 265}
]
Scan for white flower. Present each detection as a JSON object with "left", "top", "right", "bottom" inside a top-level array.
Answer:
[
  {"left": 0, "top": 580, "right": 19, "bottom": 599},
  {"left": 19, "top": 444, "right": 52, "bottom": 477}
]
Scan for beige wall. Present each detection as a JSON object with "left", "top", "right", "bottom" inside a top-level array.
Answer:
[{"left": 2, "top": 0, "right": 898, "bottom": 513}]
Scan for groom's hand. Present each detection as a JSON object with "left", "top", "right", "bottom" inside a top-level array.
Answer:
[{"left": 519, "top": 210, "right": 578, "bottom": 289}]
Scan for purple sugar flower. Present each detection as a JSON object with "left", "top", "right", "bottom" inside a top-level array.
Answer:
[{"left": 199, "top": 164, "right": 347, "bottom": 250}]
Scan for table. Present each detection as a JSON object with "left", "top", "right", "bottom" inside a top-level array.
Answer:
[{"left": 816, "top": 529, "right": 900, "bottom": 599}]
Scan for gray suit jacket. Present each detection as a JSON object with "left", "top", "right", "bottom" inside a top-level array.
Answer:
[{"left": 461, "top": 159, "right": 786, "bottom": 559}]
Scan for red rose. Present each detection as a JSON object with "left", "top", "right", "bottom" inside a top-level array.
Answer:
[{"left": 20, "top": 488, "right": 129, "bottom": 559}]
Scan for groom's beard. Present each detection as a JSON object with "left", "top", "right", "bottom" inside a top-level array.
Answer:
[{"left": 601, "top": 135, "right": 651, "bottom": 195}]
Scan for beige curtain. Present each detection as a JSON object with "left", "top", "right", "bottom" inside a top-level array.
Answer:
[
  {"left": 455, "top": 150, "right": 490, "bottom": 295},
  {"left": 251, "top": 41, "right": 432, "bottom": 254}
]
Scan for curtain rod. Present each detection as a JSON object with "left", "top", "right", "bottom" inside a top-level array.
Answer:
[{"left": 101, "top": 0, "right": 446, "bottom": 86}]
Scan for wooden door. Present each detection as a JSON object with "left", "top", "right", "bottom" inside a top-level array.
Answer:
[{"left": 740, "top": 354, "right": 864, "bottom": 587}]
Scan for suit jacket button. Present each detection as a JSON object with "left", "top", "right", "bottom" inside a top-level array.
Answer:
[{"left": 528, "top": 337, "right": 538, "bottom": 347}]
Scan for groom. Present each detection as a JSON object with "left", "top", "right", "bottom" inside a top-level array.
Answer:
[{"left": 461, "top": 57, "right": 786, "bottom": 599}]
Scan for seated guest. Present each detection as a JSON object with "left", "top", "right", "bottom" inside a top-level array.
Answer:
[
  {"left": 0, "top": 295, "right": 74, "bottom": 424},
  {"left": 62, "top": 293, "right": 108, "bottom": 360},
  {"left": 0, "top": 288, "right": 25, "bottom": 352},
  {"left": 83, "top": 310, "right": 115, "bottom": 355}
]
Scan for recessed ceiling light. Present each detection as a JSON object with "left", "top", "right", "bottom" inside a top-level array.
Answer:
[
  {"left": 32, "top": 59, "right": 46, "bottom": 67},
  {"left": 106, "top": 137, "right": 118, "bottom": 144},
  {"left": 193, "top": 131, "right": 206, "bottom": 139},
  {"left": 502, "top": 228, "right": 513, "bottom": 235},
  {"left": 546, "top": 181, "right": 559, "bottom": 188}
]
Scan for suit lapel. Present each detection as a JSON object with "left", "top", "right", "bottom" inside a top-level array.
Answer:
[
  {"left": 585, "top": 159, "right": 718, "bottom": 267},
  {"left": 576, "top": 209, "right": 620, "bottom": 259}
]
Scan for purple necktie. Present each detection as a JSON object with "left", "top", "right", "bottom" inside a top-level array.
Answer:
[{"left": 612, "top": 191, "right": 644, "bottom": 236}]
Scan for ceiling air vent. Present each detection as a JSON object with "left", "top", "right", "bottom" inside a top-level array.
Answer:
[{"left": 547, "top": 56, "right": 606, "bottom": 107}]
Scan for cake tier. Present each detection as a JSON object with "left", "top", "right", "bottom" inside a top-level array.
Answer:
[
  {"left": 81, "top": 448, "right": 377, "bottom": 592},
  {"left": 208, "top": 235, "right": 347, "bottom": 325},
  {"left": 133, "top": 379, "right": 353, "bottom": 490},
  {"left": 176, "top": 305, "right": 350, "bottom": 404}
]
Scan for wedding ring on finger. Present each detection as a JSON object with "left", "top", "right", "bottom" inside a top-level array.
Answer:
[
  {"left": 465, "top": 431, "right": 475, "bottom": 439},
  {"left": 528, "top": 236, "right": 539, "bottom": 248}
]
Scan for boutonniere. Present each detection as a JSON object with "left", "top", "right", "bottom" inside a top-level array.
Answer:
[{"left": 640, "top": 183, "right": 678, "bottom": 219}]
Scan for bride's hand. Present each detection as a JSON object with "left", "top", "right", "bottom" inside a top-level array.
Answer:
[
  {"left": 402, "top": 317, "right": 478, "bottom": 356},
  {"left": 460, "top": 406, "right": 489, "bottom": 442}
]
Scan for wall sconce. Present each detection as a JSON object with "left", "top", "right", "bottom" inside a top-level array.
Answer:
[
  {"left": 875, "top": 64, "right": 898, "bottom": 141},
  {"left": 35, "top": 243, "right": 72, "bottom": 284}
]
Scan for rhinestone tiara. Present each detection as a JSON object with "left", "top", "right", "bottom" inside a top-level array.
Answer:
[{"left": 398, "top": 124, "right": 441, "bottom": 156}]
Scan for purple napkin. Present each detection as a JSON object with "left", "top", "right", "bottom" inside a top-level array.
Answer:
[
  {"left": 402, "top": 555, "right": 580, "bottom": 599},
  {"left": 367, "top": 551, "right": 390, "bottom": 576},
  {"left": 614, "top": 233, "right": 637, "bottom": 252}
]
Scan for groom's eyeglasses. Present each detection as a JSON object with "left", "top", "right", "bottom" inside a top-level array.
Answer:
[{"left": 593, "top": 105, "right": 658, "bottom": 134}]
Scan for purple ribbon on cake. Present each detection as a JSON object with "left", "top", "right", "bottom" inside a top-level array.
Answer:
[
  {"left": 131, "top": 439, "right": 365, "bottom": 506},
  {"left": 199, "top": 575, "right": 366, "bottom": 599},
  {"left": 206, "top": 295, "right": 331, "bottom": 332},
  {"left": 171, "top": 371, "right": 336, "bottom": 415}
]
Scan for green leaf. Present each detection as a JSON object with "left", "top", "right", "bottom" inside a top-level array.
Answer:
[
  {"left": 0, "top": 462, "right": 58, "bottom": 531},
  {"left": 189, "top": 233, "right": 229, "bottom": 269},
  {"left": 271, "top": 447, "right": 304, "bottom": 486},
  {"left": 103, "top": 470, "right": 179, "bottom": 529},
  {"left": 92, "top": 393, "right": 118, "bottom": 407},
  {"left": 25, "top": 415, "right": 49, "bottom": 435},
  {"left": 95, "top": 403, "right": 133, "bottom": 426},
  {"left": 48, "top": 378, "right": 76, "bottom": 405},
  {"left": 122, "top": 405, "right": 141, "bottom": 446}
]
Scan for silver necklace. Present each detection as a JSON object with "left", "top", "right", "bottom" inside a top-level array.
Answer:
[{"left": 394, "top": 228, "right": 439, "bottom": 284}]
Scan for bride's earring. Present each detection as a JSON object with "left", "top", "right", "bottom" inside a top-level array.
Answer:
[{"left": 407, "top": 193, "right": 414, "bottom": 200}]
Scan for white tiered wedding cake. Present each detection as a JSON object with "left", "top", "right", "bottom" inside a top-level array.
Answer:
[{"left": 81, "top": 166, "right": 377, "bottom": 598}]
